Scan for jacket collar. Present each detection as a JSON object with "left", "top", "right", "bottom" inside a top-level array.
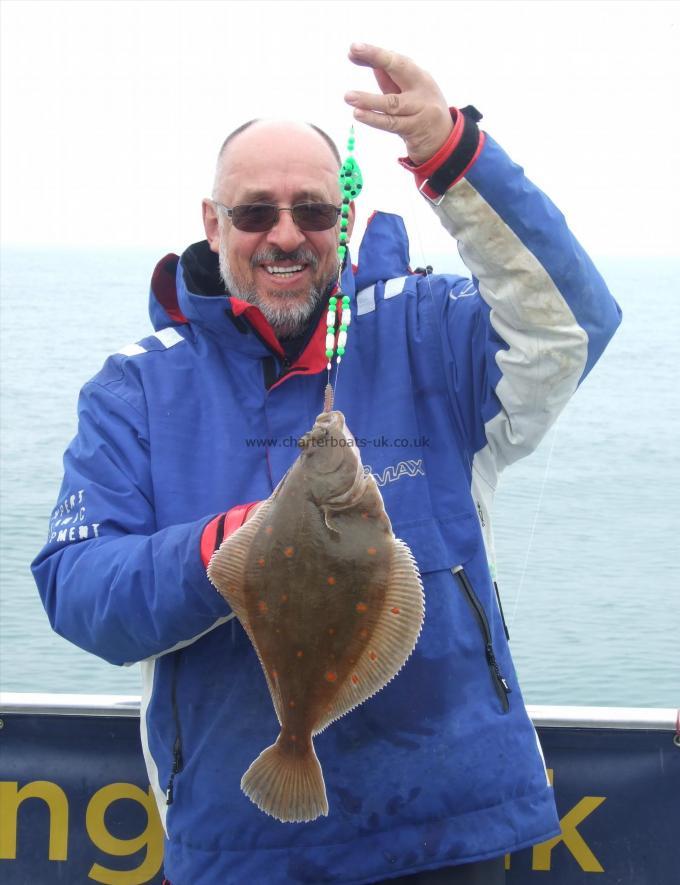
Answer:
[{"left": 147, "top": 212, "right": 411, "bottom": 369}]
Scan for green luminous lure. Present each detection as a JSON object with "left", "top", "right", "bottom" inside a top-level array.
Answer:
[{"left": 326, "top": 127, "right": 363, "bottom": 381}]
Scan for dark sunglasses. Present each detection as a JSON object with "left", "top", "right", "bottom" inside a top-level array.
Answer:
[{"left": 213, "top": 201, "right": 341, "bottom": 233}]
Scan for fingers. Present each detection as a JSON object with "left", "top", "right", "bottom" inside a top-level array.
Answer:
[
  {"left": 348, "top": 42, "right": 419, "bottom": 89},
  {"left": 348, "top": 108, "right": 404, "bottom": 134},
  {"left": 347, "top": 41, "right": 453, "bottom": 164},
  {"left": 344, "top": 89, "right": 421, "bottom": 117}
]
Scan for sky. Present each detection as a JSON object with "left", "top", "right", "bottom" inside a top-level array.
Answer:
[{"left": 1, "top": 0, "right": 679, "bottom": 259}]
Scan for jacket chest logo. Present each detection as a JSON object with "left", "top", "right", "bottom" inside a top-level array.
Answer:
[{"left": 364, "top": 459, "right": 425, "bottom": 488}]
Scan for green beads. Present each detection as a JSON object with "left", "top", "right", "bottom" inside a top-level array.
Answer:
[
  {"left": 338, "top": 126, "right": 363, "bottom": 202},
  {"left": 339, "top": 155, "right": 363, "bottom": 200},
  {"left": 328, "top": 131, "right": 359, "bottom": 375},
  {"left": 326, "top": 291, "right": 352, "bottom": 367},
  {"left": 337, "top": 129, "right": 360, "bottom": 268}
]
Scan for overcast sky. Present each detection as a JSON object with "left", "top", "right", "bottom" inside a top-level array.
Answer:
[{"left": 1, "top": 0, "right": 678, "bottom": 259}]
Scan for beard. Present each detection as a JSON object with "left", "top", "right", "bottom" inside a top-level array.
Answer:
[{"left": 218, "top": 240, "right": 338, "bottom": 340}]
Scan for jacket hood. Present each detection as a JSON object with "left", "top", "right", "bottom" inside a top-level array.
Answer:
[{"left": 181, "top": 239, "right": 227, "bottom": 298}]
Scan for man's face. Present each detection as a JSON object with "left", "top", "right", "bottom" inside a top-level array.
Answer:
[{"left": 203, "top": 122, "right": 353, "bottom": 339}]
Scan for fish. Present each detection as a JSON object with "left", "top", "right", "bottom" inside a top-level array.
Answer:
[{"left": 208, "top": 410, "right": 425, "bottom": 823}]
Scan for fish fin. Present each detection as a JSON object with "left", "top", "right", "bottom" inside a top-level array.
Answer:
[
  {"left": 241, "top": 734, "right": 328, "bottom": 823},
  {"left": 313, "top": 537, "right": 425, "bottom": 734},
  {"left": 206, "top": 498, "right": 285, "bottom": 725}
]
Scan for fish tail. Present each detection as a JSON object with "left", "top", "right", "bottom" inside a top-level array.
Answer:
[{"left": 241, "top": 734, "right": 328, "bottom": 823}]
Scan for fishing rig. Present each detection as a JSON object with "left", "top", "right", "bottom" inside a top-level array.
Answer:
[{"left": 323, "top": 126, "right": 362, "bottom": 413}]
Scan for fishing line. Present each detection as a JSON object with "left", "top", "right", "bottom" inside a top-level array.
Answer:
[
  {"left": 332, "top": 349, "right": 343, "bottom": 405},
  {"left": 407, "top": 186, "right": 437, "bottom": 303},
  {"left": 508, "top": 416, "right": 560, "bottom": 629}
]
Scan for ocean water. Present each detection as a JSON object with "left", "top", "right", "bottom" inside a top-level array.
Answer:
[{"left": 1, "top": 248, "right": 678, "bottom": 707}]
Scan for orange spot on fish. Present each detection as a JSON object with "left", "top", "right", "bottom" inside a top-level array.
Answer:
[
  {"left": 257, "top": 600, "right": 268, "bottom": 613},
  {"left": 296, "top": 650, "right": 304, "bottom": 658},
  {"left": 391, "top": 607, "right": 401, "bottom": 615},
  {"left": 356, "top": 602, "right": 368, "bottom": 613},
  {"left": 325, "top": 671, "right": 337, "bottom": 682},
  {"left": 367, "top": 546, "right": 377, "bottom": 555},
  {"left": 369, "top": 651, "right": 378, "bottom": 662},
  {"left": 327, "top": 576, "right": 336, "bottom": 586},
  {"left": 257, "top": 558, "right": 265, "bottom": 567},
  {"left": 352, "top": 674, "right": 360, "bottom": 684},
  {"left": 359, "top": 629, "right": 369, "bottom": 639},
  {"left": 265, "top": 526, "right": 273, "bottom": 535},
  {"left": 290, "top": 734, "right": 297, "bottom": 742},
  {"left": 289, "top": 699, "right": 296, "bottom": 708},
  {"left": 284, "top": 546, "right": 295, "bottom": 557},
  {"left": 328, "top": 627, "right": 336, "bottom": 636},
  {"left": 361, "top": 511, "right": 369, "bottom": 519},
  {"left": 271, "top": 669, "right": 278, "bottom": 679},
  {"left": 280, "top": 594, "right": 288, "bottom": 603}
]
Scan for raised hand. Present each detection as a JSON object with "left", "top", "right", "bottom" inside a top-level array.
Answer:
[{"left": 345, "top": 43, "right": 454, "bottom": 166}]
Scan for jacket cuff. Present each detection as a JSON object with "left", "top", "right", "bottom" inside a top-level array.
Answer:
[
  {"left": 200, "top": 501, "right": 260, "bottom": 568},
  {"left": 398, "top": 106, "right": 485, "bottom": 203}
]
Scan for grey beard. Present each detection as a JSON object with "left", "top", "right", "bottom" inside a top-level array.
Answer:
[{"left": 219, "top": 241, "right": 335, "bottom": 339}]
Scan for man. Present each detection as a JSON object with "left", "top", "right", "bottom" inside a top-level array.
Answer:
[{"left": 32, "top": 43, "right": 621, "bottom": 884}]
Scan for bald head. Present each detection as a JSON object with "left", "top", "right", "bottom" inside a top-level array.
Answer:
[{"left": 212, "top": 119, "right": 341, "bottom": 199}]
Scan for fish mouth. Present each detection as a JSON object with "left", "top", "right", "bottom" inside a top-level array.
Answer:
[
  {"left": 315, "top": 410, "right": 345, "bottom": 432},
  {"left": 299, "top": 411, "right": 346, "bottom": 449}
]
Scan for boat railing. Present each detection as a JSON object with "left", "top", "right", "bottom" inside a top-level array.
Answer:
[{"left": 1, "top": 691, "right": 677, "bottom": 731}]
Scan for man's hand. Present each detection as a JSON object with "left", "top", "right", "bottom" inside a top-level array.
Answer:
[{"left": 345, "top": 43, "right": 453, "bottom": 166}]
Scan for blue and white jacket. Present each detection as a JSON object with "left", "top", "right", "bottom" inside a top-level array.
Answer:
[{"left": 32, "top": 130, "right": 621, "bottom": 884}]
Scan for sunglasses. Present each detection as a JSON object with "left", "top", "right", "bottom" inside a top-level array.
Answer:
[{"left": 213, "top": 201, "right": 342, "bottom": 233}]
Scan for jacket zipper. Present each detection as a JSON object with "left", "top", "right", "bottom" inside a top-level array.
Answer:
[
  {"left": 452, "top": 567, "right": 511, "bottom": 712},
  {"left": 165, "top": 651, "right": 184, "bottom": 805},
  {"left": 278, "top": 356, "right": 292, "bottom": 381},
  {"left": 494, "top": 580, "right": 510, "bottom": 641},
  {"left": 263, "top": 355, "right": 292, "bottom": 390}
]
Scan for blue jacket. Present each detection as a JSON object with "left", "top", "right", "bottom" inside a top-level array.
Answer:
[{"left": 32, "top": 134, "right": 621, "bottom": 884}]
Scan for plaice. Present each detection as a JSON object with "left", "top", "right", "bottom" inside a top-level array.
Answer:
[{"left": 208, "top": 410, "right": 425, "bottom": 823}]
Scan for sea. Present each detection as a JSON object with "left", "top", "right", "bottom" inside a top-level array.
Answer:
[{"left": 1, "top": 248, "right": 678, "bottom": 709}]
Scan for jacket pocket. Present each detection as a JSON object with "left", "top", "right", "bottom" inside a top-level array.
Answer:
[
  {"left": 452, "top": 566, "right": 511, "bottom": 713},
  {"left": 393, "top": 512, "right": 480, "bottom": 574}
]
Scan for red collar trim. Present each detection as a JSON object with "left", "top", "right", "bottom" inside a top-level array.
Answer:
[
  {"left": 268, "top": 284, "right": 341, "bottom": 390},
  {"left": 152, "top": 254, "right": 189, "bottom": 325},
  {"left": 229, "top": 297, "right": 284, "bottom": 357}
]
